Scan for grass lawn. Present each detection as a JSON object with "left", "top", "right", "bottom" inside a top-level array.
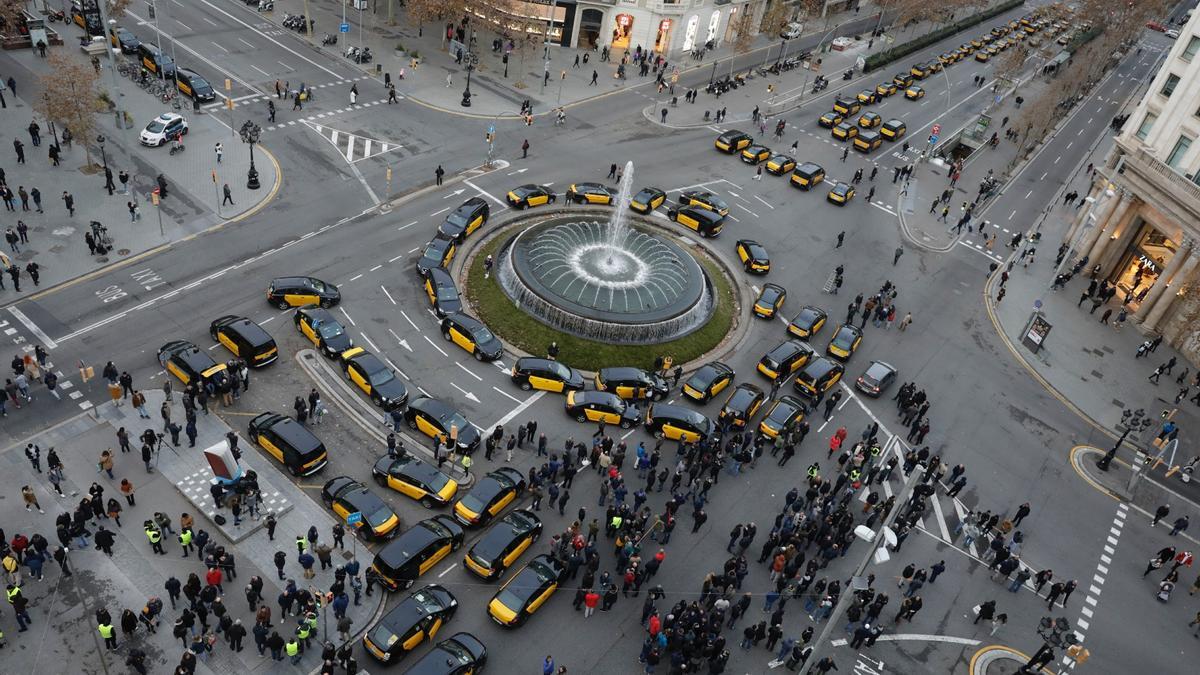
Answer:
[{"left": 465, "top": 234, "right": 737, "bottom": 372}]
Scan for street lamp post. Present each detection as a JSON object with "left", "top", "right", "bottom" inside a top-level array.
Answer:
[
  {"left": 461, "top": 52, "right": 478, "bottom": 107},
  {"left": 797, "top": 18, "right": 855, "bottom": 109},
  {"left": 239, "top": 121, "right": 262, "bottom": 190}
]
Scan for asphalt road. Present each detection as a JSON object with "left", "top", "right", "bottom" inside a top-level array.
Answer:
[{"left": 4, "top": 3, "right": 1197, "bottom": 674}]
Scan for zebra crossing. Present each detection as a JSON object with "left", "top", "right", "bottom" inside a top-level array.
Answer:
[{"left": 301, "top": 120, "right": 404, "bottom": 163}]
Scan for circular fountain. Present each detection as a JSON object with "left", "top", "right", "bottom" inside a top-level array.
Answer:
[{"left": 497, "top": 162, "right": 715, "bottom": 344}]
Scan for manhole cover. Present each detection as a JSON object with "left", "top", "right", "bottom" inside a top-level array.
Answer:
[
  {"left": 117, "top": 248, "right": 131, "bottom": 256},
  {"left": 96, "top": 256, "right": 110, "bottom": 263}
]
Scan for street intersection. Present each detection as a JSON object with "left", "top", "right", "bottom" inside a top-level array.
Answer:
[{"left": 2, "top": 1, "right": 1200, "bottom": 674}]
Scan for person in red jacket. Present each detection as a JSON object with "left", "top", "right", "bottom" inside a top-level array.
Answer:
[
  {"left": 648, "top": 613, "right": 660, "bottom": 637},
  {"left": 584, "top": 590, "right": 600, "bottom": 618},
  {"left": 205, "top": 567, "right": 224, "bottom": 594}
]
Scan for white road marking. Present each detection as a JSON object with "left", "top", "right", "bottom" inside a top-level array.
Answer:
[
  {"left": 492, "top": 386, "right": 522, "bottom": 404},
  {"left": 8, "top": 307, "right": 57, "bottom": 349},
  {"left": 339, "top": 307, "right": 357, "bottom": 327},
  {"left": 380, "top": 286, "right": 397, "bottom": 305},
  {"left": 400, "top": 310, "right": 419, "bottom": 331},
  {"left": 211, "top": 41, "right": 230, "bottom": 53},
  {"left": 251, "top": 65, "right": 271, "bottom": 77},
  {"left": 423, "top": 335, "right": 449, "bottom": 356},
  {"left": 455, "top": 363, "right": 483, "bottom": 381},
  {"left": 360, "top": 332, "right": 379, "bottom": 352},
  {"left": 438, "top": 563, "right": 456, "bottom": 577},
  {"left": 196, "top": 0, "right": 342, "bottom": 78},
  {"left": 238, "top": 38, "right": 256, "bottom": 50},
  {"left": 489, "top": 391, "right": 547, "bottom": 430},
  {"left": 753, "top": 195, "right": 775, "bottom": 209}
]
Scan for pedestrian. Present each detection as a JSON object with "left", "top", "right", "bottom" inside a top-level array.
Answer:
[
  {"left": 435, "top": 165, "right": 444, "bottom": 186},
  {"left": 62, "top": 191, "right": 74, "bottom": 216},
  {"left": 223, "top": 183, "right": 234, "bottom": 206},
  {"left": 522, "top": 139, "right": 530, "bottom": 159},
  {"left": 1170, "top": 516, "right": 1190, "bottom": 537},
  {"left": 21, "top": 485, "right": 43, "bottom": 513},
  {"left": 893, "top": 247, "right": 904, "bottom": 265}
]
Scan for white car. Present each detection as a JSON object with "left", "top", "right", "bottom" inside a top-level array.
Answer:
[
  {"left": 1166, "top": 29, "right": 1180, "bottom": 39},
  {"left": 781, "top": 22, "right": 803, "bottom": 40},
  {"left": 140, "top": 113, "right": 188, "bottom": 147}
]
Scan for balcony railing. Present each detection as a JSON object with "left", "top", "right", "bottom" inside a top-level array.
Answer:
[
  {"left": 1122, "top": 142, "right": 1200, "bottom": 219},
  {"left": 647, "top": 0, "right": 688, "bottom": 11}
]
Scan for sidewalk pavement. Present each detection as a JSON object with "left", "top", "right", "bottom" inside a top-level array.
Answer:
[
  {"left": 0, "top": 388, "right": 381, "bottom": 674},
  {"left": 268, "top": 0, "right": 897, "bottom": 117},
  {"left": 0, "top": 45, "right": 279, "bottom": 305}
]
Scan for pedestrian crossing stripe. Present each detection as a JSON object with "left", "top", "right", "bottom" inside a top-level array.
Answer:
[{"left": 301, "top": 120, "right": 403, "bottom": 163}]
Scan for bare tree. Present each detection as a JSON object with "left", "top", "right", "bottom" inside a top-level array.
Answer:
[
  {"left": 993, "top": 42, "right": 1027, "bottom": 84},
  {"left": 760, "top": 0, "right": 792, "bottom": 35},
  {"left": 732, "top": 5, "right": 757, "bottom": 55},
  {"left": 106, "top": 0, "right": 132, "bottom": 17},
  {"left": 406, "top": 0, "right": 468, "bottom": 44},
  {"left": 36, "top": 51, "right": 104, "bottom": 166}
]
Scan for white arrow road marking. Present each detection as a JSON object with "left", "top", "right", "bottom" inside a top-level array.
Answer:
[
  {"left": 450, "top": 382, "right": 480, "bottom": 403},
  {"left": 443, "top": 188, "right": 467, "bottom": 198}
]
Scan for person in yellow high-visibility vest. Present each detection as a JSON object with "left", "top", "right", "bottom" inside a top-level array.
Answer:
[
  {"left": 286, "top": 637, "right": 301, "bottom": 664},
  {"left": 98, "top": 621, "right": 117, "bottom": 650}
]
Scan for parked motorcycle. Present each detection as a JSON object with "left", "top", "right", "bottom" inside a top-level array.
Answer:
[
  {"left": 322, "top": 33, "right": 337, "bottom": 46},
  {"left": 258, "top": 0, "right": 274, "bottom": 10},
  {"left": 46, "top": 9, "right": 66, "bottom": 22}
]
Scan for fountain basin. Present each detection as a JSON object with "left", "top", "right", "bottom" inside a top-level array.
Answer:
[{"left": 497, "top": 216, "right": 714, "bottom": 344}]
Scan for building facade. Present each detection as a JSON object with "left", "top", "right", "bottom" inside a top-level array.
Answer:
[
  {"left": 568, "top": 0, "right": 764, "bottom": 56},
  {"left": 1067, "top": 12, "right": 1200, "bottom": 359}
]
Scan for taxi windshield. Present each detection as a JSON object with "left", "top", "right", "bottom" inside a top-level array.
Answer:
[
  {"left": 495, "top": 588, "right": 523, "bottom": 611},
  {"left": 439, "top": 639, "right": 473, "bottom": 664},
  {"left": 412, "top": 589, "right": 444, "bottom": 612},
  {"left": 309, "top": 279, "right": 327, "bottom": 292},
  {"left": 437, "top": 286, "right": 460, "bottom": 302},
  {"left": 368, "top": 624, "right": 397, "bottom": 648},
  {"left": 424, "top": 518, "right": 452, "bottom": 538},
  {"left": 445, "top": 211, "right": 470, "bottom": 227},
  {"left": 548, "top": 361, "right": 570, "bottom": 379},
  {"left": 317, "top": 323, "right": 344, "bottom": 339},
  {"left": 834, "top": 331, "right": 855, "bottom": 347},
  {"left": 473, "top": 327, "right": 495, "bottom": 343},
  {"left": 367, "top": 505, "right": 394, "bottom": 528},
  {"left": 368, "top": 368, "right": 396, "bottom": 387},
  {"left": 459, "top": 493, "right": 485, "bottom": 514}
]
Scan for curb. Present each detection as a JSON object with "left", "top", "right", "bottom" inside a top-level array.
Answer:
[
  {"left": 295, "top": 349, "right": 474, "bottom": 487},
  {"left": 452, "top": 205, "right": 751, "bottom": 379}
]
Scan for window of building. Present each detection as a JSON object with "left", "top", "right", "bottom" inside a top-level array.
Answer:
[
  {"left": 1166, "top": 135, "right": 1192, "bottom": 169},
  {"left": 1183, "top": 36, "right": 1200, "bottom": 61},
  {"left": 1161, "top": 73, "right": 1181, "bottom": 98},
  {"left": 1136, "top": 112, "right": 1157, "bottom": 140}
]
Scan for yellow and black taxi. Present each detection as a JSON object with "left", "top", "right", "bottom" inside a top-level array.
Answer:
[
  {"left": 790, "top": 162, "right": 826, "bottom": 190},
  {"left": 765, "top": 154, "right": 796, "bottom": 175},
  {"left": 904, "top": 85, "right": 925, "bottom": 100},
  {"left": 422, "top": 266, "right": 463, "bottom": 318},
  {"left": 158, "top": 340, "right": 231, "bottom": 389},
  {"left": 827, "top": 182, "right": 855, "bottom": 205},
  {"left": 856, "top": 89, "right": 877, "bottom": 105},
  {"left": 939, "top": 52, "right": 957, "bottom": 66},
  {"left": 267, "top": 276, "right": 340, "bottom": 309},
  {"left": 881, "top": 119, "right": 907, "bottom": 141},
  {"left": 855, "top": 360, "right": 898, "bottom": 397},
  {"left": 209, "top": 315, "right": 278, "bottom": 367},
  {"left": 679, "top": 190, "right": 730, "bottom": 216},
  {"left": 487, "top": 554, "right": 565, "bottom": 627},
  {"left": 717, "top": 382, "right": 765, "bottom": 430},
  {"left": 247, "top": 412, "right": 329, "bottom": 476},
  {"left": 759, "top": 395, "right": 807, "bottom": 439},
  {"left": 464, "top": 508, "right": 542, "bottom": 581},
  {"left": 175, "top": 68, "right": 216, "bottom": 103},
  {"left": 566, "top": 182, "right": 615, "bottom": 205},
  {"left": 854, "top": 130, "right": 882, "bottom": 153},
  {"left": 740, "top": 144, "right": 772, "bottom": 164},
  {"left": 370, "top": 516, "right": 464, "bottom": 592},
  {"left": 832, "top": 97, "right": 861, "bottom": 116},
  {"left": 875, "top": 81, "right": 898, "bottom": 98},
  {"left": 373, "top": 453, "right": 459, "bottom": 508},
  {"left": 363, "top": 584, "right": 458, "bottom": 662},
  {"left": 818, "top": 111, "right": 844, "bottom": 128},
  {"left": 715, "top": 129, "right": 753, "bottom": 153},
  {"left": 975, "top": 48, "right": 992, "bottom": 62},
  {"left": 735, "top": 239, "right": 771, "bottom": 274},
  {"left": 668, "top": 205, "right": 724, "bottom": 238},
  {"left": 787, "top": 305, "right": 828, "bottom": 339},
  {"left": 826, "top": 323, "right": 864, "bottom": 361},
  {"left": 437, "top": 197, "right": 490, "bottom": 242},
  {"left": 416, "top": 237, "right": 457, "bottom": 277},
  {"left": 441, "top": 312, "right": 503, "bottom": 361},
  {"left": 404, "top": 396, "right": 482, "bottom": 455},
  {"left": 757, "top": 339, "right": 813, "bottom": 380},
  {"left": 792, "top": 356, "right": 845, "bottom": 403},
  {"left": 682, "top": 361, "right": 735, "bottom": 403},
  {"left": 294, "top": 305, "right": 353, "bottom": 358},
  {"left": 453, "top": 467, "right": 526, "bottom": 528},
  {"left": 858, "top": 111, "right": 882, "bottom": 129},
  {"left": 406, "top": 633, "right": 487, "bottom": 675},
  {"left": 753, "top": 283, "right": 787, "bottom": 319},
  {"left": 831, "top": 122, "right": 858, "bottom": 141},
  {"left": 321, "top": 476, "right": 401, "bottom": 541},
  {"left": 893, "top": 72, "right": 914, "bottom": 88},
  {"left": 340, "top": 347, "right": 410, "bottom": 411},
  {"left": 109, "top": 26, "right": 140, "bottom": 54},
  {"left": 630, "top": 187, "right": 667, "bottom": 214},
  {"left": 957, "top": 44, "right": 974, "bottom": 58},
  {"left": 137, "top": 43, "right": 175, "bottom": 78},
  {"left": 564, "top": 390, "right": 642, "bottom": 428},
  {"left": 645, "top": 403, "right": 715, "bottom": 443},
  {"left": 970, "top": 37, "right": 985, "bottom": 49},
  {"left": 594, "top": 367, "right": 669, "bottom": 401},
  {"left": 511, "top": 357, "right": 585, "bottom": 393},
  {"left": 925, "top": 60, "right": 943, "bottom": 74},
  {"left": 506, "top": 184, "right": 557, "bottom": 209},
  {"left": 910, "top": 63, "right": 929, "bottom": 79}
]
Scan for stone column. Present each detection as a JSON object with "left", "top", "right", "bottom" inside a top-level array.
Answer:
[
  {"left": 1063, "top": 179, "right": 1105, "bottom": 244},
  {"left": 1142, "top": 237, "right": 1199, "bottom": 329},
  {"left": 1083, "top": 192, "right": 1134, "bottom": 262}
]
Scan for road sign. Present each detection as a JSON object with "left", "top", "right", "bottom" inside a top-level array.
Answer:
[
  {"left": 346, "top": 511, "right": 363, "bottom": 525},
  {"left": 931, "top": 123, "right": 941, "bottom": 135},
  {"left": 339, "top": 23, "right": 350, "bottom": 33}
]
